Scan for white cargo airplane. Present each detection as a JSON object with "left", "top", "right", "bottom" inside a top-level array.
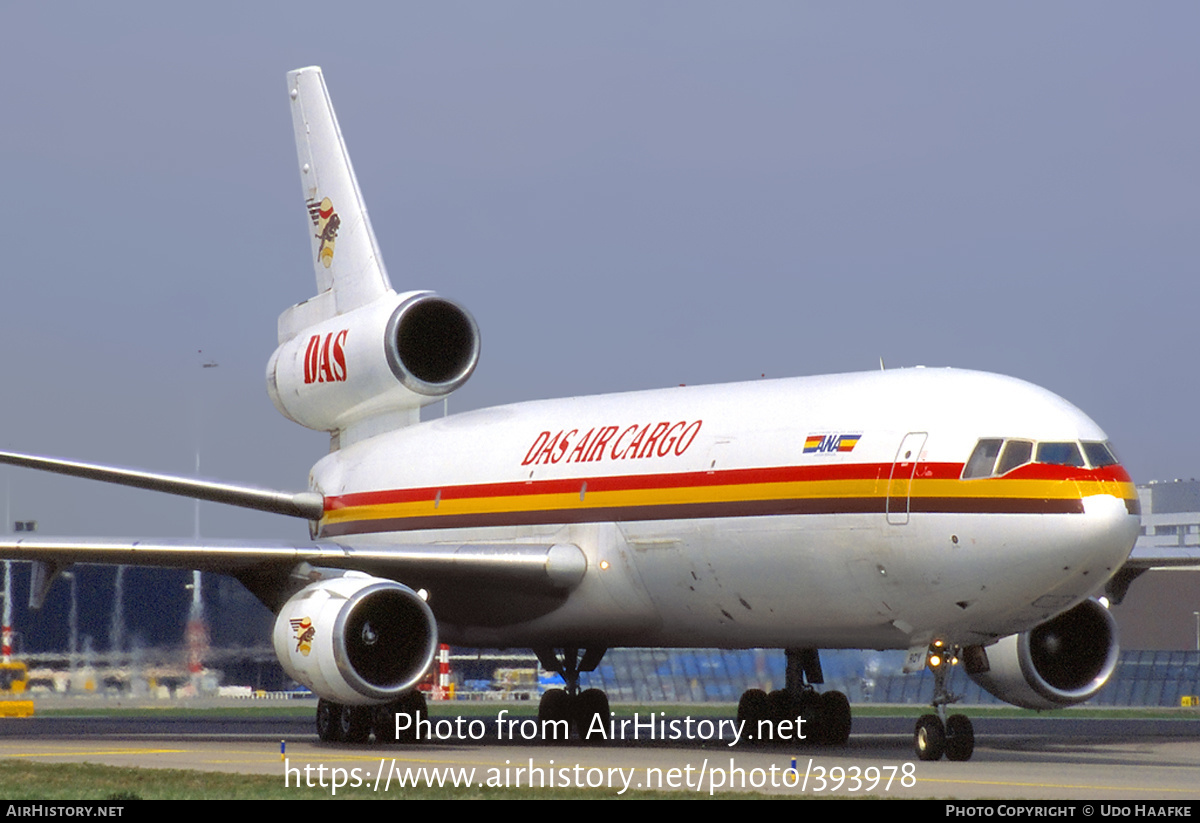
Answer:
[{"left": 0, "top": 68, "right": 1141, "bottom": 761}]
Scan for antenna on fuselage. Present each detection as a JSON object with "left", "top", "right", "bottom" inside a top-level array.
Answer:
[{"left": 879, "top": 357, "right": 886, "bottom": 371}]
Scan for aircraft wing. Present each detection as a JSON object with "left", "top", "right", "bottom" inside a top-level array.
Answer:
[
  {"left": 0, "top": 537, "right": 587, "bottom": 607},
  {"left": 1121, "top": 544, "right": 1200, "bottom": 570},
  {"left": 1105, "top": 544, "right": 1200, "bottom": 604},
  {"left": 0, "top": 450, "right": 323, "bottom": 520},
  {"left": 0, "top": 449, "right": 586, "bottom": 606}
]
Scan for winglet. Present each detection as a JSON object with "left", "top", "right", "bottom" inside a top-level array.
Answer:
[{"left": 287, "top": 67, "right": 393, "bottom": 320}]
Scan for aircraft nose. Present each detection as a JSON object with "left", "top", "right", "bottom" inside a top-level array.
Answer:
[
  {"left": 1060, "top": 442, "right": 1139, "bottom": 517},
  {"left": 1080, "top": 492, "right": 1140, "bottom": 571}
]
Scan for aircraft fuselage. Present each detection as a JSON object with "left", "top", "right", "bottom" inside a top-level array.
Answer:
[{"left": 310, "top": 367, "right": 1139, "bottom": 652}]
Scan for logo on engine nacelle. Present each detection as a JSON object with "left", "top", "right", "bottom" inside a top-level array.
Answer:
[
  {"left": 303, "top": 330, "right": 348, "bottom": 384},
  {"left": 290, "top": 616, "right": 315, "bottom": 656}
]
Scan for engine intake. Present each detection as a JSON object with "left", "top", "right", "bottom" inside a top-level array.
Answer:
[
  {"left": 385, "top": 293, "right": 479, "bottom": 395},
  {"left": 272, "top": 574, "right": 437, "bottom": 705},
  {"left": 965, "top": 599, "right": 1119, "bottom": 710}
]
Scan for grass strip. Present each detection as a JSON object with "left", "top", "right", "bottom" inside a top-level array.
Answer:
[{"left": 0, "top": 760, "right": 787, "bottom": 800}]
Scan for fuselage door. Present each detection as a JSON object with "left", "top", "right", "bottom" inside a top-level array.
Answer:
[{"left": 886, "top": 432, "right": 928, "bottom": 525}]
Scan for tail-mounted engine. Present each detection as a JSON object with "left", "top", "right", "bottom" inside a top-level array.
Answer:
[
  {"left": 272, "top": 573, "right": 438, "bottom": 705},
  {"left": 267, "top": 290, "right": 480, "bottom": 434},
  {"left": 964, "top": 599, "right": 1119, "bottom": 710}
]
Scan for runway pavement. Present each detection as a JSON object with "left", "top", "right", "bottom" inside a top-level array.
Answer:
[{"left": 0, "top": 709, "right": 1197, "bottom": 799}]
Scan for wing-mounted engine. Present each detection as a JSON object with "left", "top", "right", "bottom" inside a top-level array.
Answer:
[
  {"left": 266, "top": 290, "right": 480, "bottom": 436},
  {"left": 272, "top": 572, "right": 438, "bottom": 705},
  {"left": 964, "top": 599, "right": 1119, "bottom": 710}
]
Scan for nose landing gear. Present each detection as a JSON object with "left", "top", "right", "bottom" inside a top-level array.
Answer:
[{"left": 913, "top": 643, "right": 975, "bottom": 761}]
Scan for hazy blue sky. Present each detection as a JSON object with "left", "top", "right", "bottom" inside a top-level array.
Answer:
[{"left": 3, "top": 2, "right": 1198, "bottom": 544}]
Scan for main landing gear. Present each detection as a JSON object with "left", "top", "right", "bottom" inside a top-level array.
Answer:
[
  {"left": 534, "top": 646, "right": 610, "bottom": 743},
  {"left": 735, "top": 648, "right": 852, "bottom": 747},
  {"left": 315, "top": 691, "right": 428, "bottom": 744},
  {"left": 913, "top": 642, "right": 974, "bottom": 761}
]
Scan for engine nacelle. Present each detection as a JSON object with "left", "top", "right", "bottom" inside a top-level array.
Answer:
[
  {"left": 272, "top": 573, "right": 438, "bottom": 705},
  {"left": 267, "top": 290, "right": 480, "bottom": 433},
  {"left": 965, "top": 599, "right": 1119, "bottom": 710}
]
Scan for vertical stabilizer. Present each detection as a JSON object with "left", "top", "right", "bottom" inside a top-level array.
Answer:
[{"left": 287, "top": 67, "right": 393, "bottom": 324}]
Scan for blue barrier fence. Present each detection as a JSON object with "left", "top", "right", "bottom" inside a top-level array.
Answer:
[{"left": 560, "top": 648, "right": 1200, "bottom": 706}]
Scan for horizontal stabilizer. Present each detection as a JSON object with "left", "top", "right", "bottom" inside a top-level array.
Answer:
[{"left": 0, "top": 450, "right": 324, "bottom": 520}]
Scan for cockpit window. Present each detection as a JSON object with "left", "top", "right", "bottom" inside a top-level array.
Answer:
[
  {"left": 962, "top": 437, "right": 1118, "bottom": 479},
  {"left": 996, "top": 440, "right": 1033, "bottom": 475},
  {"left": 1035, "top": 441, "right": 1085, "bottom": 468},
  {"left": 1081, "top": 441, "right": 1119, "bottom": 468},
  {"left": 962, "top": 439, "right": 1003, "bottom": 479}
]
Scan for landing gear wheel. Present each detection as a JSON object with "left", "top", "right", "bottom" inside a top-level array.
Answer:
[
  {"left": 316, "top": 699, "right": 343, "bottom": 742},
  {"left": 533, "top": 647, "right": 610, "bottom": 743},
  {"left": 373, "top": 704, "right": 398, "bottom": 744},
  {"left": 944, "top": 714, "right": 975, "bottom": 761},
  {"left": 377, "top": 691, "right": 428, "bottom": 744},
  {"left": 818, "top": 690, "right": 851, "bottom": 746},
  {"left": 340, "top": 705, "right": 371, "bottom": 744},
  {"left": 538, "top": 687, "right": 570, "bottom": 723},
  {"left": 576, "top": 688, "right": 610, "bottom": 744},
  {"left": 914, "top": 713, "right": 946, "bottom": 761},
  {"left": 796, "top": 690, "right": 821, "bottom": 746},
  {"left": 736, "top": 688, "right": 767, "bottom": 741},
  {"left": 538, "top": 688, "right": 572, "bottom": 743},
  {"left": 767, "top": 689, "right": 795, "bottom": 725}
]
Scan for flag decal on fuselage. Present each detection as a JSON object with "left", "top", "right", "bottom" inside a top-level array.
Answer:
[{"left": 803, "top": 433, "right": 861, "bottom": 454}]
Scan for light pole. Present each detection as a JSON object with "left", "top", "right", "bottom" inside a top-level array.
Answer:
[
  {"left": 1, "top": 563, "right": 10, "bottom": 664},
  {"left": 63, "top": 571, "right": 77, "bottom": 682},
  {"left": 3, "top": 482, "right": 11, "bottom": 664},
  {"left": 187, "top": 351, "right": 217, "bottom": 696}
]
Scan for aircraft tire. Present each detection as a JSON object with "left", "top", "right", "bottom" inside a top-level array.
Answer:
[
  {"left": 818, "top": 690, "right": 851, "bottom": 746},
  {"left": 737, "top": 688, "right": 768, "bottom": 741},
  {"left": 944, "top": 714, "right": 975, "bottom": 761},
  {"left": 539, "top": 688, "right": 572, "bottom": 744},
  {"left": 576, "top": 688, "right": 610, "bottom": 744},
  {"left": 339, "top": 705, "right": 372, "bottom": 744},
  {"left": 767, "top": 689, "right": 795, "bottom": 726},
  {"left": 373, "top": 703, "right": 399, "bottom": 744},
  {"left": 380, "top": 691, "right": 428, "bottom": 744},
  {"left": 796, "top": 689, "right": 821, "bottom": 746},
  {"left": 316, "top": 698, "right": 343, "bottom": 743},
  {"left": 914, "top": 714, "right": 945, "bottom": 761}
]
